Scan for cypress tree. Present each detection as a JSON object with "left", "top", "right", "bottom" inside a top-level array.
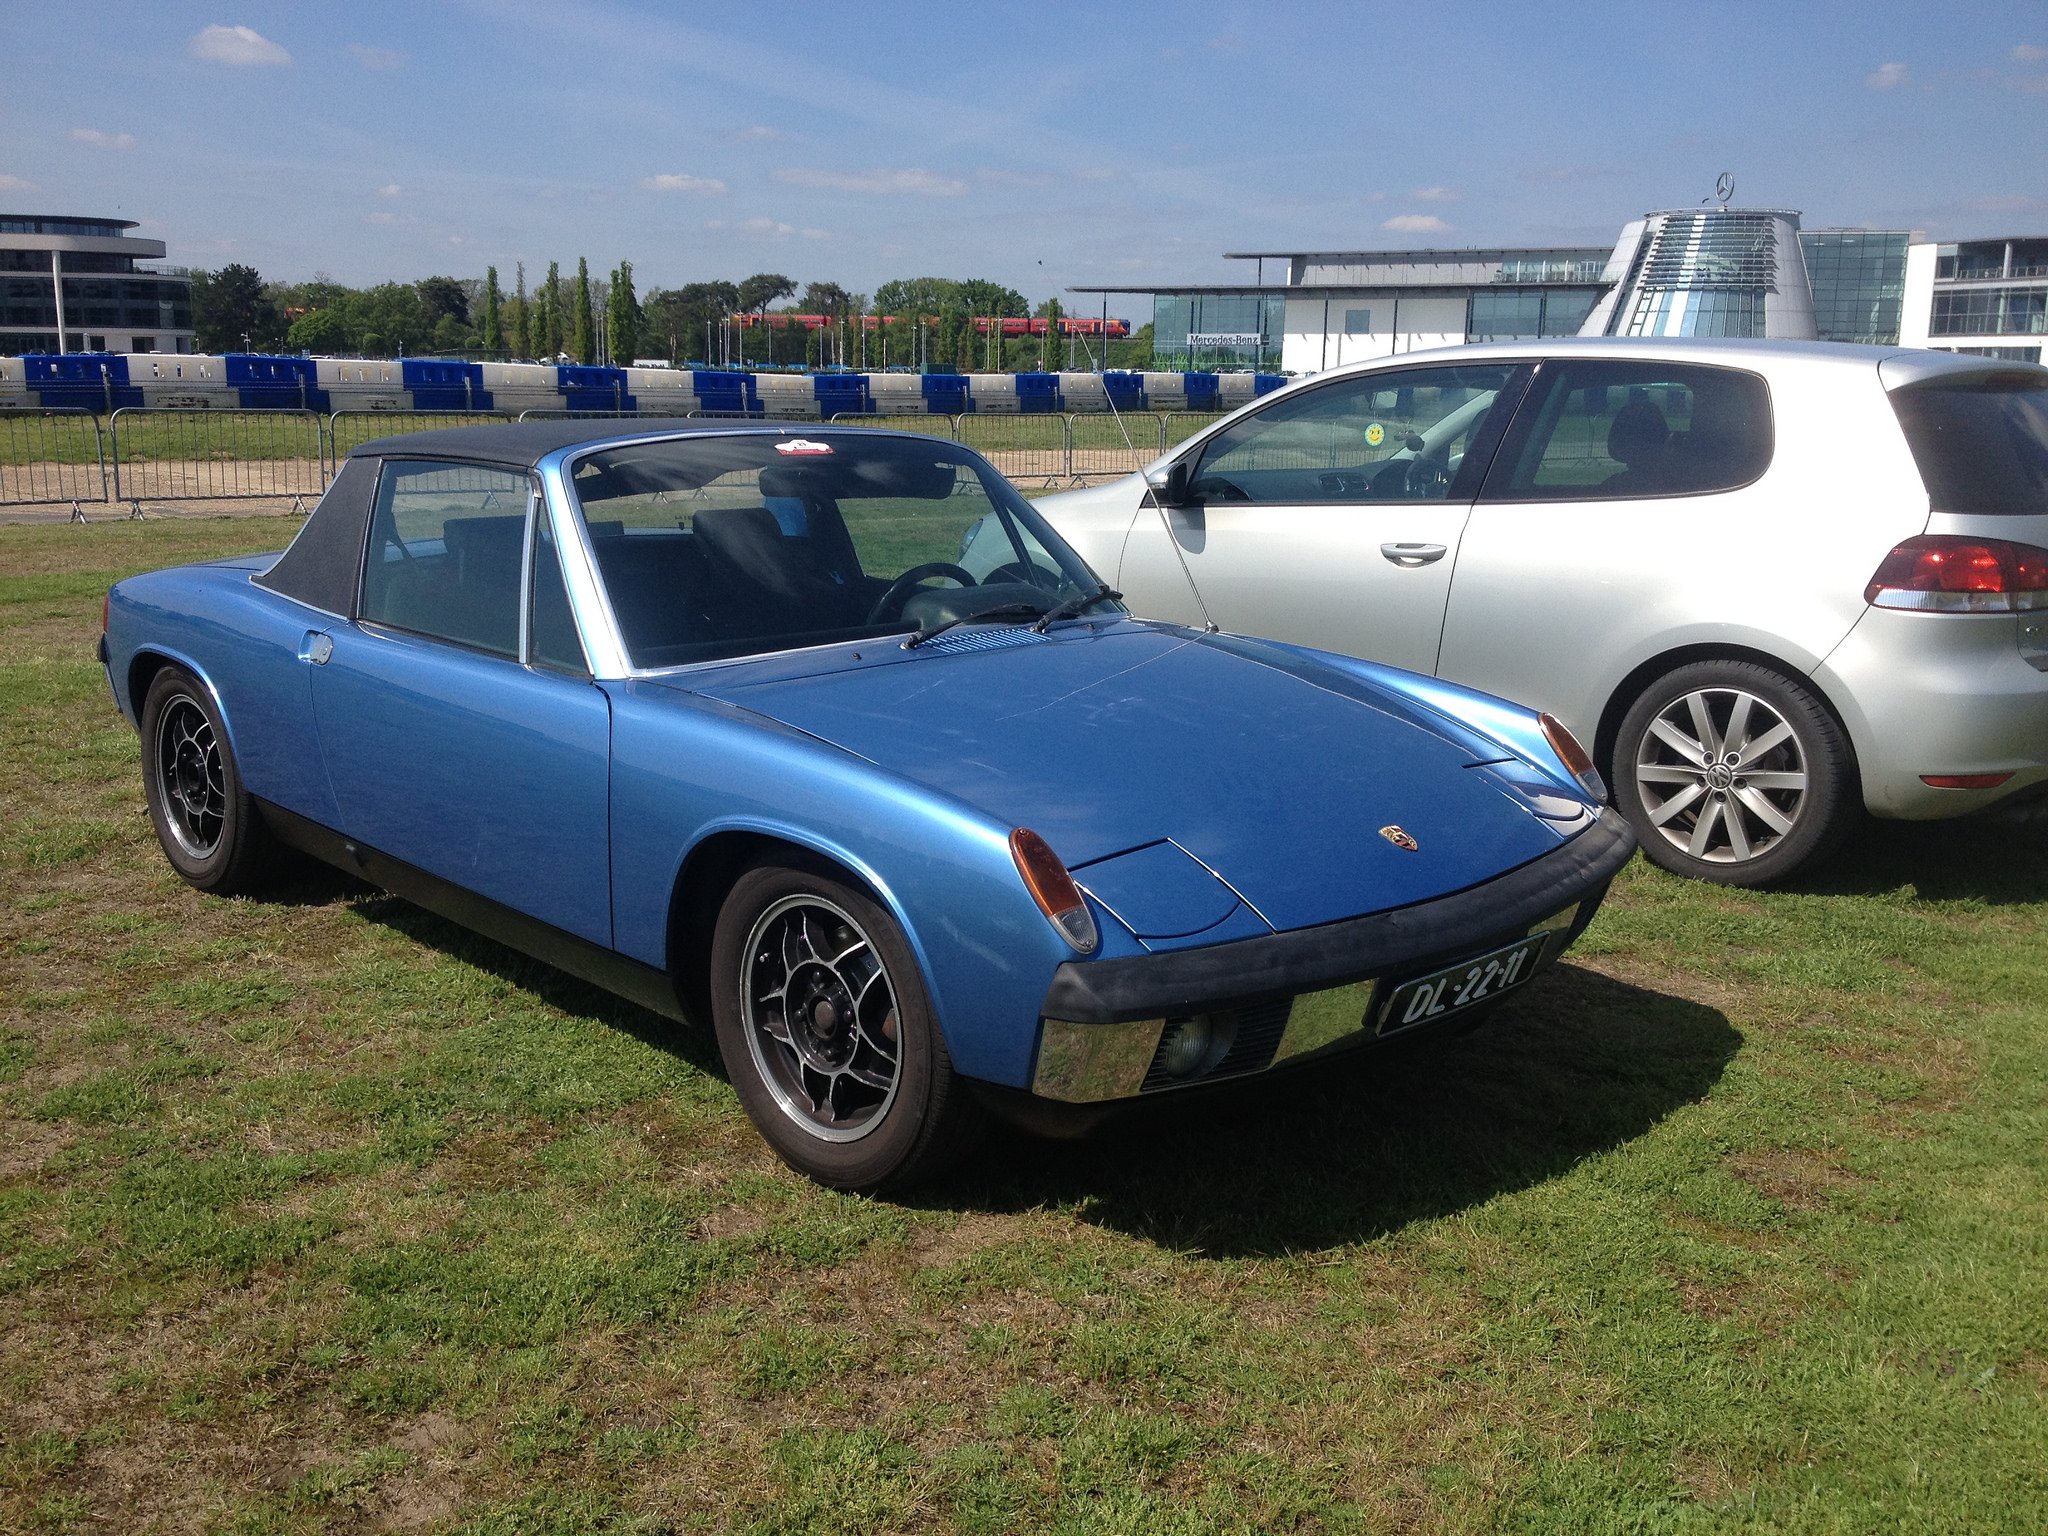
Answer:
[
  {"left": 607, "top": 261, "right": 640, "bottom": 370},
  {"left": 482, "top": 266, "right": 504, "bottom": 353},
  {"left": 512, "top": 262, "right": 532, "bottom": 359},
  {"left": 573, "top": 258, "right": 596, "bottom": 366},
  {"left": 542, "top": 261, "right": 564, "bottom": 359}
]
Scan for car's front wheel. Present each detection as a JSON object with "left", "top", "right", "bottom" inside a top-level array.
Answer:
[
  {"left": 139, "top": 666, "right": 284, "bottom": 895},
  {"left": 1613, "top": 660, "right": 1856, "bottom": 888},
  {"left": 710, "top": 858, "right": 979, "bottom": 1191}
]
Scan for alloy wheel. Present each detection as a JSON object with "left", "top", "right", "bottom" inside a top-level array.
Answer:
[
  {"left": 740, "top": 894, "right": 902, "bottom": 1142},
  {"left": 154, "top": 695, "right": 227, "bottom": 859},
  {"left": 1633, "top": 686, "right": 1809, "bottom": 865}
]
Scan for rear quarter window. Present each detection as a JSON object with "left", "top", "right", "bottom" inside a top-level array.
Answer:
[{"left": 1889, "top": 372, "right": 2048, "bottom": 516}]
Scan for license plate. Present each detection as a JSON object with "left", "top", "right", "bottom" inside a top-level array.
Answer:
[{"left": 1377, "top": 933, "right": 1549, "bottom": 1036}]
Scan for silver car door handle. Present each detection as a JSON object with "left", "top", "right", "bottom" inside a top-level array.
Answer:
[
  {"left": 299, "top": 630, "right": 333, "bottom": 665},
  {"left": 1380, "top": 542, "right": 1448, "bottom": 567}
]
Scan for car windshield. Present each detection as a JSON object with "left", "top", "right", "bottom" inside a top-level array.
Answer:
[{"left": 566, "top": 431, "right": 1119, "bottom": 668}]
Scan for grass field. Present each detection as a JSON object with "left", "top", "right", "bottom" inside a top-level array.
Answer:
[{"left": 3, "top": 518, "right": 2045, "bottom": 1534}]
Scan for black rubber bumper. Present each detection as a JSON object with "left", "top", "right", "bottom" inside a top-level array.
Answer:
[{"left": 1041, "top": 808, "right": 1636, "bottom": 1024}]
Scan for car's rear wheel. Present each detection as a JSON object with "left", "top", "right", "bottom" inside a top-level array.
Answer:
[
  {"left": 139, "top": 665, "right": 281, "bottom": 895},
  {"left": 1614, "top": 660, "right": 1856, "bottom": 887},
  {"left": 710, "top": 858, "right": 978, "bottom": 1191}
]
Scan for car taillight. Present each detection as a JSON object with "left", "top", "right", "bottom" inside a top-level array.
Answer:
[
  {"left": 102, "top": 592, "right": 110, "bottom": 633},
  {"left": 1010, "top": 827, "right": 1099, "bottom": 954},
  {"left": 1864, "top": 536, "right": 2048, "bottom": 612}
]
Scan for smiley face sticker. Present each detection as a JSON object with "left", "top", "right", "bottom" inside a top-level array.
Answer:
[{"left": 1364, "top": 422, "right": 1386, "bottom": 448}]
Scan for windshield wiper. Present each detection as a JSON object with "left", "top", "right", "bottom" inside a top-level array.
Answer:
[
  {"left": 901, "top": 602, "right": 1048, "bottom": 650},
  {"left": 1031, "top": 583, "right": 1122, "bottom": 633}
]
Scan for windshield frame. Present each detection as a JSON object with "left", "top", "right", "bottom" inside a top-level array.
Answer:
[{"left": 534, "top": 426, "right": 1121, "bottom": 679}]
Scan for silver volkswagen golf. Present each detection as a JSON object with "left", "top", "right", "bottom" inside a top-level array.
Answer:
[{"left": 1038, "top": 339, "right": 2048, "bottom": 885}]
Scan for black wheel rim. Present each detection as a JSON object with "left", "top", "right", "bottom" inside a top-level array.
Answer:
[
  {"left": 740, "top": 895, "right": 901, "bottom": 1143},
  {"left": 1634, "top": 686, "right": 1808, "bottom": 864},
  {"left": 154, "top": 695, "right": 227, "bottom": 859}
]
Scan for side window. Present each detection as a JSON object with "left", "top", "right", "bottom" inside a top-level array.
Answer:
[
  {"left": 360, "top": 460, "right": 533, "bottom": 655},
  {"left": 1190, "top": 364, "right": 1519, "bottom": 504},
  {"left": 528, "top": 512, "right": 589, "bottom": 674},
  {"left": 1491, "top": 362, "right": 1773, "bottom": 500}
]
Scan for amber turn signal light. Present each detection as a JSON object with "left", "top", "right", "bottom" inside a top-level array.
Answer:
[
  {"left": 1539, "top": 713, "right": 1604, "bottom": 798},
  {"left": 1010, "top": 828, "right": 1099, "bottom": 954}
]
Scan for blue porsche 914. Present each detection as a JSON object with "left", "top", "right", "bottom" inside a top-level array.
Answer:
[{"left": 101, "top": 421, "right": 1634, "bottom": 1189}]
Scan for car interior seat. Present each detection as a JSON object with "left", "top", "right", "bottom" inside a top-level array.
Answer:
[{"left": 1602, "top": 398, "right": 1671, "bottom": 495}]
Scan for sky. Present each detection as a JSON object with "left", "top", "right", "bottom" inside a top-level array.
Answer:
[{"left": 3, "top": 0, "right": 2045, "bottom": 311}]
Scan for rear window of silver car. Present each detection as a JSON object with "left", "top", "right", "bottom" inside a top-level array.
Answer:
[
  {"left": 1486, "top": 360, "right": 1773, "bottom": 501},
  {"left": 1890, "top": 372, "right": 2048, "bottom": 516}
]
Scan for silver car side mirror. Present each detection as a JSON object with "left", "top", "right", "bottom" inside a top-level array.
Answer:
[{"left": 1145, "top": 461, "right": 1191, "bottom": 506}]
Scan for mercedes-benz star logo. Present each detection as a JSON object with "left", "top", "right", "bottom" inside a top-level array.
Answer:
[{"left": 1379, "top": 825, "right": 1419, "bottom": 851}]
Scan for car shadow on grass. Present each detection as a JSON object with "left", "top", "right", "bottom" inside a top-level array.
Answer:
[
  {"left": 1791, "top": 807, "right": 2048, "bottom": 905},
  {"left": 260, "top": 863, "right": 729, "bottom": 1081},
  {"left": 928, "top": 963, "right": 1738, "bottom": 1258}
]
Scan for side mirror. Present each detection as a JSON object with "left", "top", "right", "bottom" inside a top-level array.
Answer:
[{"left": 1144, "top": 460, "right": 1192, "bottom": 506}]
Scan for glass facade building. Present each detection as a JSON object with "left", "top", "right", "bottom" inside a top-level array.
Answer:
[
  {"left": 1149, "top": 292, "right": 1285, "bottom": 369},
  {"left": 0, "top": 214, "right": 193, "bottom": 355},
  {"left": 1800, "top": 230, "right": 1908, "bottom": 344}
]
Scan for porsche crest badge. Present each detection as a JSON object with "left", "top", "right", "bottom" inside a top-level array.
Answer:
[{"left": 1379, "top": 825, "right": 1419, "bottom": 851}]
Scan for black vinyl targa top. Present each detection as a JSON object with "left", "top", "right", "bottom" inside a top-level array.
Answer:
[{"left": 252, "top": 455, "right": 378, "bottom": 616}]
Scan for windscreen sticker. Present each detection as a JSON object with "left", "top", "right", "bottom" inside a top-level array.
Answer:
[
  {"left": 1363, "top": 422, "right": 1386, "bottom": 448},
  {"left": 775, "top": 438, "right": 835, "bottom": 455}
]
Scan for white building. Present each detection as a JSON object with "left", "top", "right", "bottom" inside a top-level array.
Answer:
[{"left": 0, "top": 214, "right": 195, "bottom": 355}]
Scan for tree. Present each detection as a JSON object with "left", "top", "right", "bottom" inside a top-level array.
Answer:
[
  {"left": 572, "top": 258, "right": 596, "bottom": 366},
  {"left": 286, "top": 308, "right": 351, "bottom": 354},
  {"left": 799, "top": 281, "right": 851, "bottom": 366},
  {"left": 954, "top": 279, "right": 1028, "bottom": 318},
  {"left": 1037, "top": 296, "right": 1065, "bottom": 371},
  {"left": 482, "top": 266, "right": 505, "bottom": 353},
  {"left": 542, "top": 261, "right": 564, "bottom": 359},
  {"left": 416, "top": 275, "right": 470, "bottom": 328},
  {"left": 873, "top": 277, "right": 957, "bottom": 317},
  {"left": 191, "top": 263, "right": 284, "bottom": 352},
  {"left": 607, "top": 261, "right": 641, "bottom": 366},
  {"left": 512, "top": 262, "right": 532, "bottom": 359},
  {"left": 645, "top": 281, "right": 738, "bottom": 365}
]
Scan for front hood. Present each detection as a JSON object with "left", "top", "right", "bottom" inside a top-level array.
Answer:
[{"left": 674, "top": 623, "right": 1578, "bottom": 933}]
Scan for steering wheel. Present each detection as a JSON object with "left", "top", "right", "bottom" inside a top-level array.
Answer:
[
  {"left": 867, "top": 562, "right": 977, "bottom": 623},
  {"left": 985, "top": 560, "right": 1063, "bottom": 590},
  {"left": 1405, "top": 458, "right": 1452, "bottom": 498}
]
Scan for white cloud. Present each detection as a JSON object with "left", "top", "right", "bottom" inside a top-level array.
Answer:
[
  {"left": 742, "top": 216, "right": 796, "bottom": 236},
  {"left": 1383, "top": 213, "right": 1451, "bottom": 234},
  {"left": 71, "top": 128, "right": 136, "bottom": 150},
  {"left": 0, "top": 173, "right": 40, "bottom": 192},
  {"left": 736, "top": 125, "right": 780, "bottom": 140},
  {"left": 190, "top": 24, "right": 292, "bottom": 67},
  {"left": 801, "top": 228, "right": 829, "bottom": 240},
  {"left": 642, "top": 172, "right": 727, "bottom": 194},
  {"left": 773, "top": 166, "right": 967, "bottom": 196},
  {"left": 376, "top": 182, "right": 402, "bottom": 198},
  {"left": 2013, "top": 43, "right": 2048, "bottom": 62},
  {"left": 1413, "top": 185, "right": 1458, "bottom": 202},
  {"left": 1865, "top": 61, "right": 1909, "bottom": 89},
  {"left": 347, "top": 43, "right": 406, "bottom": 69},
  {"left": 447, "top": 235, "right": 465, "bottom": 246}
]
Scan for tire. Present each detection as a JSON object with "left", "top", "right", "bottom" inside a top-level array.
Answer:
[
  {"left": 1613, "top": 659, "right": 1856, "bottom": 888},
  {"left": 709, "top": 858, "right": 979, "bottom": 1192},
  {"left": 138, "top": 666, "right": 283, "bottom": 896}
]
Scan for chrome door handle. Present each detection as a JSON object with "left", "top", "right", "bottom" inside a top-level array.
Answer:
[
  {"left": 299, "top": 630, "right": 333, "bottom": 665},
  {"left": 1380, "top": 542, "right": 1447, "bottom": 567}
]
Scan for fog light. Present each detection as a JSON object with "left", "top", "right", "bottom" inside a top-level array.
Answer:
[{"left": 1155, "top": 1014, "right": 1224, "bottom": 1079}]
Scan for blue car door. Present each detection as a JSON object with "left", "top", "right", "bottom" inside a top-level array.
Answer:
[{"left": 304, "top": 459, "right": 613, "bottom": 947}]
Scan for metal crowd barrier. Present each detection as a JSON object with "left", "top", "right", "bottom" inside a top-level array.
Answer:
[
  {"left": 108, "top": 408, "right": 327, "bottom": 507},
  {"left": 0, "top": 408, "right": 110, "bottom": 508},
  {"left": 0, "top": 405, "right": 1237, "bottom": 513}
]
